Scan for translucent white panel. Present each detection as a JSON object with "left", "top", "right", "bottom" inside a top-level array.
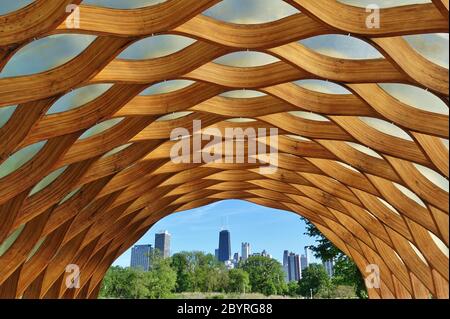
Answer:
[
  {"left": 118, "top": 35, "right": 195, "bottom": 60},
  {"left": 430, "top": 232, "right": 449, "bottom": 257},
  {"left": 336, "top": 161, "right": 361, "bottom": 173},
  {"left": 413, "top": 164, "right": 449, "bottom": 192},
  {"left": 79, "top": 118, "right": 124, "bottom": 139},
  {"left": 47, "top": 84, "right": 113, "bottom": 114},
  {"left": 294, "top": 80, "right": 350, "bottom": 94},
  {"left": 379, "top": 84, "right": 448, "bottom": 115},
  {"left": 289, "top": 111, "right": 330, "bottom": 122},
  {"left": 0, "top": 225, "right": 25, "bottom": 257},
  {"left": 0, "top": 141, "right": 46, "bottom": 179},
  {"left": 28, "top": 166, "right": 67, "bottom": 196},
  {"left": 361, "top": 207, "right": 378, "bottom": 220},
  {"left": 285, "top": 135, "right": 312, "bottom": 142},
  {"left": 442, "top": 139, "right": 449, "bottom": 150},
  {"left": 102, "top": 143, "right": 133, "bottom": 158},
  {"left": 156, "top": 111, "right": 193, "bottom": 122},
  {"left": 0, "top": 35, "right": 96, "bottom": 78},
  {"left": 404, "top": 34, "right": 449, "bottom": 68},
  {"left": 393, "top": 251, "right": 406, "bottom": 266},
  {"left": 359, "top": 117, "right": 413, "bottom": 141},
  {"left": 220, "top": 90, "right": 266, "bottom": 98},
  {"left": 409, "top": 242, "right": 429, "bottom": 265},
  {"left": 140, "top": 80, "right": 194, "bottom": 95},
  {"left": 82, "top": 0, "right": 166, "bottom": 8},
  {"left": 26, "top": 237, "right": 45, "bottom": 262},
  {"left": 378, "top": 197, "right": 401, "bottom": 216},
  {"left": 204, "top": 0, "right": 298, "bottom": 24},
  {"left": 226, "top": 118, "right": 257, "bottom": 123},
  {"left": 393, "top": 183, "right": 427, "bottom": 207},
  {"left": 300, "top": 35, "right": 382, "bottom": 59},
  {"left": 59, "top": 187, "right": 80, "bottom": 204},
  {"left": 0, "top": 105, "right": 16, "bottom": 128},
  {"left": 0, "top": 0, "right": 33, "bottom": 15},
  {"left": 346, "top": 142, "right": 383, "bottom": 159},
  {"left": 214, "top": 51, "right": 279, "bottom": 67},
  {"left": 339, "top": 0, "right": 430, "bottom": 8}
]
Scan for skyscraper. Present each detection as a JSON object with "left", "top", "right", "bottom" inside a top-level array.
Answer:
[
  {"left": 218, "top": 230, "right": 231, "bottom": 262},
  {"left": 155, "top": 230, "right": 171, "bottom": 258},
  {"left": 288, "top": 253, "right": 301, "bottom": 282},
  {"left": 284, "top": 251, "right": 301, "bottom": 282},
  {"left": 130, "top": 244, "right": 153, "bottom": 271},
  {"left": 300, "top": 247, "right": 309, "bottom": 271},
  {"left": 283, "top": 250, "right": 289, "bottom": 267},
  {"left": 233, "top": 252, "right": 240, "bottom": 267},
  {"left": 241, "top": 242, "right": 250, "bottom": 261},
  {"left": 283, "top": 250, "right": 290, "bottom": 282}
]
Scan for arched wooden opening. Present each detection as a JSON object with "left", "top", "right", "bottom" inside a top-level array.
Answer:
[{"left": 0, "top": 0, "right": 448, "bottom": 299}]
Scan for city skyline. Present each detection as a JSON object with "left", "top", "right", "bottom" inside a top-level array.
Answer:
[{"left": 113, "top": 200, "right": 321, "bottom": 267}]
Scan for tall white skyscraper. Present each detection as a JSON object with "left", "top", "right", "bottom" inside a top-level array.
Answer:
[{"left": 241, "top": 242, "right": 250, "bottom": 260}]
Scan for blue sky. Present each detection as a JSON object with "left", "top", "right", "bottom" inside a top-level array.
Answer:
[{"left": 113, "top": 199, "right": 320, "bottom": 266}]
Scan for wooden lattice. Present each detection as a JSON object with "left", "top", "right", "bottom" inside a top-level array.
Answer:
[{"left": 0, "top": 0, "right": 448, "bottom": 299}]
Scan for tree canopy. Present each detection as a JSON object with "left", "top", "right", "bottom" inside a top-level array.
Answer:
[
  {"left": 239, "top": 255, "right": 287, "bottom": 296},
  {"left": 303, "top": 218, "right": 368, "bottom": 298}
]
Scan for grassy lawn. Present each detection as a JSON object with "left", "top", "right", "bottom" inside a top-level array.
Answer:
[{"left": 169, "top": 292, "right": 303, "bottom": 299}]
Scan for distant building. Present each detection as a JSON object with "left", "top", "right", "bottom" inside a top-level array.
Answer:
[
  {"left": 283, "top": 250, "right": 289, "bottom": 266},
  {"left": 288, "top": 253, "right": 301, "bottom": 282},
  {"left": 261, "top": 250, "right": 272, "bottom": 259},
  {"left": 250, "top": 250, "right": 272, "bottom": 259},
  {"left": 283, "top": 251, "right": 301, "bottom": 282},
  {"left": 323, "top": 259, "right": 334, "bottom": 277},
  {"left": 232, "top": 252, "right": 240, "bottom": 267},
  {"left": 130, "top": 244, "right": 153, "bottom": 271},
  {"left": 300, "top": 254, "right": 308, "bottom": 271},
  {"left": 283, "top": 250, "right": 290, "bottom": 282},
  {"left": 155, "top": 231, "right": 171, "bottom": 258},
  {"left": 300, "top": 247, "right": 309, "bottom": 271},
  {"left": 241, "top": 242, "right": 250, "bottom": 260},
  {"left": 218, "top": 230, "right": 231, "bottom": 262}
]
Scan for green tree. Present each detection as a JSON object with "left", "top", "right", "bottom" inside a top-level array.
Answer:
[
  {"left": 171, "top": 251, "right": 228, "bottom": 293},
  {"left": 298, "top": 263, "right": 330, "bottom": 297},
  {"left": 100, "top": 266, "right": 148, "bottom": 299},
  {"left": 227, "top": 269, "right": 250, "bottom": 294},
  {"left": 240, "top": 256, "right": 287, "bottom": 296},
  {"left": 286, "top": 281, "right": 300, "bottom": 297},
  {"left": 145, "top": 252, "right": 177, "bottom": 298},
  {"left": 331, "top": 254, "right": 367, "bottom": 298},
  {"left": 171, "top": 252, "right": 194, "bottom": 292},
  {"left": 303, "top": 219, "right": 368, "bottom": 298}
]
